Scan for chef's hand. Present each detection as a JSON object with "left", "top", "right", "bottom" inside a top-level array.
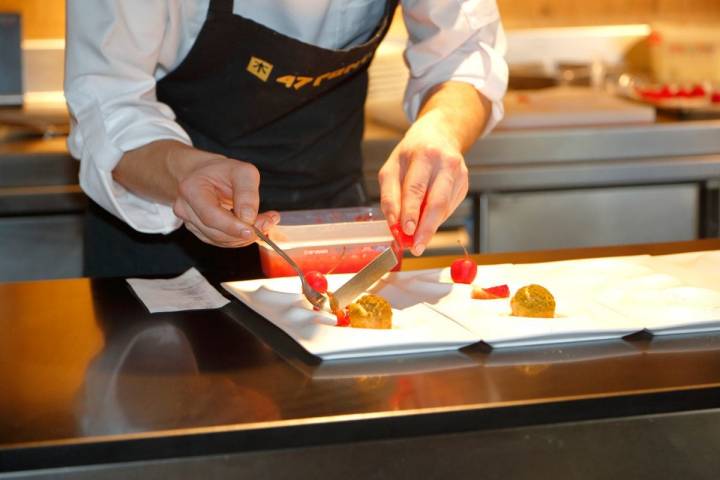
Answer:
[
  {"left": 172, "top": 154, "right": 280, "bottom": 248},
  {"left": 378, "top": 82, "right": 492, "bottom": 256},
  {"left": 114, "top": 140, "right": 279, "bottom": 247},
  {"left": 378, "top": 113, "right": 467, "bottom": 256}
]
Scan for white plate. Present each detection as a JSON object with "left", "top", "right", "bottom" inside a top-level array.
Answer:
[
  {"left": 428, "top": 288, "right": 638, "bottom": 349},
  {"left": 223, "top": 252, "right": 720, "bottom": 358},
  {"left": 597, "top": 285, "right": 720, "bottom": 335},
  {"left": 222, "top": 273, "right": 480, "bottom": 360}
]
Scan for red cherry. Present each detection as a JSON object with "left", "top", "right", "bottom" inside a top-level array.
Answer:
[
  {"left": 450, "top": 242, "right": 477, "bottom": 284},
  {"left": 648, "top": 31, "right": 662, "bottom": 45},
  {"left": 335, "top": 308, "right": 350, "bottom": 327},
  {"left": 711, "top": 92, "right": 720, "bottom": 103},
  {"left": 483, "top": 284, "right": 510, "bottom": 298},
  {"left": 451, "top": 258, "right": 477, "bottom": 284},
  {"left": 690, "top": 84, "right": 706, "bottom": 97},
  {"left": 676, "top": 87, "right": 691, "bottom": 98},
  {"left": 638, "top": 88, "right": 658, "bottom": 101},
  {"left": 659, "top": 85, "right": 673, "bottom": 99},
  {"left": 304, "top": 270, "right": 328, "bottom": 294}
]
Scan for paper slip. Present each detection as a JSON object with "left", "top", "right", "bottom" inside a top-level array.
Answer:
[{"left": 127, "top": 268, "right": 230, "bottom": 313}]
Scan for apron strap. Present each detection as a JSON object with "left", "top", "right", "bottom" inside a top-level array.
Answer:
[{"left": 209, "top": 0, "right": 233, "bottom": 14}]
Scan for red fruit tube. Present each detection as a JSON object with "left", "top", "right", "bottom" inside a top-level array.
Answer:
[
  {"left": 389, "top": 199, "right": 427, "bottom": 250},
  {"left": 389, "top": 222, "right": 415, "bottom": 249}
]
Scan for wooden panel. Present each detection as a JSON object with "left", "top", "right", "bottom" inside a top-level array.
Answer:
[
  {"left": 498, "top": 0, "right": 720, "bottom": 28},
  {"left": 1, "top": 0, "right": 719, "bottom": 40},
  {"left": 0, "top": 0, "right": 65, "bottom": 39}
]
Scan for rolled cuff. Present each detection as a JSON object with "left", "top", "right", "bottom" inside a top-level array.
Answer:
[
  {"left": 403, "top": 46, "right": 509, "bottom": 137},
  {"left": 69, "top": 94, "right": 189, "bottom": 234}
]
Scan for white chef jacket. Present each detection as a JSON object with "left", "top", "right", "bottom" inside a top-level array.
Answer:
[{"left": 65, "top": 0, "right": 508, "bottom": 234}]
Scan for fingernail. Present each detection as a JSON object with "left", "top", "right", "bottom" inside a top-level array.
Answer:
[
  {"left": 260, "top": 218, "right": 274, "bottom": 233},
  {"left": 404, "top": 220, "right": 416, "bottom": 235},
  {"left": 240, "top": 228, "right": 252, "bottom": 240},
  {"left": 238, "top": 208, "right": 255, "bottom": 224},
  {"left": 414, "top": 243, "right": 426, "bottom": 256}
]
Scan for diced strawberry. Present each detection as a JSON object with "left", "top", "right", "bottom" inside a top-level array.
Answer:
[
  {"left": 335, "top": 308, "right": 350, "bottom": 327},
  {"left": 471, "top": 284, "right": 510, "bottom": 300},
  {"left": 483, "top": 284, "right": 510, "bottom": 298},
  {"left": 471, "top": 287, "right": 496, "bottom": 300}
]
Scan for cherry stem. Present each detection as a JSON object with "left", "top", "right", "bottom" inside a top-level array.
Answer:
[
  {"left": 327, "top": 246, "right": 347, "bottom": 275},
  {"left": 458, "top": 239, "right": 470, "bottom": 259}
]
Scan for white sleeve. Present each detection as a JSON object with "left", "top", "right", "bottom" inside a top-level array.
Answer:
[
  {"left": 400, "top": 0, "right": 509, "bottom": 136},
  {"left": 65, "top": 0, "right": 192, "bottom": 234}
]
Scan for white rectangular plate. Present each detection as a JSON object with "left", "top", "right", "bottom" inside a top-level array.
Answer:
[
  {"left": 223, "top": 251, "right": 720, "bottom": 357},
  {"left": 222, "top": 273, "right": 480, "bottom": 360}
]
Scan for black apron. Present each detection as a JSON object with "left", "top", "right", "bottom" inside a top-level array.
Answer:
[{"left": 84, "top": 0, "right": 398, "bottom": 280}]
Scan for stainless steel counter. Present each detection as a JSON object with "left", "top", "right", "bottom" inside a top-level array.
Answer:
[
  {"left": 0, "top": 134, "right": 84, "bottom": 281},
  {"left": 2, "top": 239, "right": 720, "bottom": 477},
  {"left": 0, "top": 134, "right": 80, "bottom": 215}
]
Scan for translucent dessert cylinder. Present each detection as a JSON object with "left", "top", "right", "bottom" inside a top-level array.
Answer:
[{"left": 259, "top": 207, "right": 402, "bottom": 277}]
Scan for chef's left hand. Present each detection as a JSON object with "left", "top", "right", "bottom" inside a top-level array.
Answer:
[
  {"left": 378, "top": 112, "right": 468, "bottom": 256},
  {"left": 378, "top": 81, "right": 491, "bottom": 256}
]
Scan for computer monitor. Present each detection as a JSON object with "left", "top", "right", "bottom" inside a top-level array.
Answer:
[{"left": 0, "top": 13, "right": 23, "bottom": 107}]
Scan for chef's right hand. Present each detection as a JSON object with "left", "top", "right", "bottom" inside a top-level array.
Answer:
[{"left": 172, "top": 154, "right": 280, "bottom": 248}]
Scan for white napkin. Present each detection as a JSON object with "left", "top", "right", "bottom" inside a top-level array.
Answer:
[{"left": 127, "top": 268, "right": 230, "bottom": 313}]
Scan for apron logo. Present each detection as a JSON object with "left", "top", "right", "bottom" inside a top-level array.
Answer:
[
  {"left": 275, "top": 52, "right": 374, "bottom": 91},
  {"left": 247, "top": 56, "right": 274, "bottom": 82}
]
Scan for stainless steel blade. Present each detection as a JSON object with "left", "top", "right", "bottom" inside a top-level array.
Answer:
[{"left": 331, "top": 247, "right": 398, "bottom": 308}]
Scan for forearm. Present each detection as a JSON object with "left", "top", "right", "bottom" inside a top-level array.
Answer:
[
  {"left": 113, "top": 140, "right": 219, "bottom": 205},
  {"left": 416, "top": 81, "right": 492, "bottom": 152},
  {"left": 113, "top": 140, "right": 276, "bottom": 246}
]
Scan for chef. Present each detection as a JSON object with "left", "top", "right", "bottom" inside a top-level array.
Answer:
[{"left": 64, "top": 0, "right": 508, "bottom": 279}]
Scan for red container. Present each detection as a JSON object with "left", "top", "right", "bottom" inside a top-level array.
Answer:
[{"left": 259, "top": 207, "right": 400, "bottom": 277}]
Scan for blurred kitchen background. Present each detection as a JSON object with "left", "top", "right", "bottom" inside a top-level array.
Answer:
[{"left": 1, "top": 0, "right": 720, "bottom": 282}]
